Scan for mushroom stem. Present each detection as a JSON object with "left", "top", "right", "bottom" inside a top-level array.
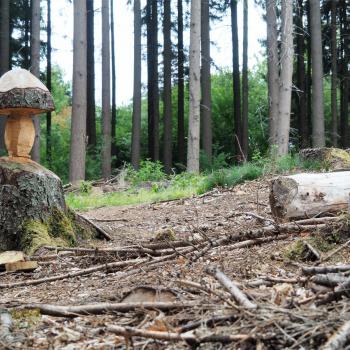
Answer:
[{"left": 5, "top": 112, "right": 35, "bottom": 159}]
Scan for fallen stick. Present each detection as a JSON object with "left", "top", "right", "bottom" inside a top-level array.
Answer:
[
  {"left": 21, "top": 302, "right": 200, "bottom": 317},
  {"left": 0, "top": 258, "right": 147, "bottom": 289},
  {"left": 302, "top": 265, "right": 350, "bottom": 276},
  {"left": 321, "top": 320, "right": 350, "bottom": 350},
  {"left": 205, "top": 267, "right": 257, "bottom": 309},
  {"left": 107, "top": 324, "right": 250, "bottom": 344}
]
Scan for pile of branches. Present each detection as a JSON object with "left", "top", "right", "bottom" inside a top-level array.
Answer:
[{"left": 2, "top": 215, "right": 350, "bottom": 349}]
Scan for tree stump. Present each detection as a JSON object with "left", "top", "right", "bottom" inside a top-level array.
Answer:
[{"left": 0, "top": 157, "right": 95, "bottom": 254}]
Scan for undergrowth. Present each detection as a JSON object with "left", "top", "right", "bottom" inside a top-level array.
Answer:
[{"left": 66, "top": 155, "right": 323, "bottom": 211}]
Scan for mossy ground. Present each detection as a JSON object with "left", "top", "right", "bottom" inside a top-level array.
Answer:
[{"left": 20, "top": 208, "right": 94, "bottom": 255}]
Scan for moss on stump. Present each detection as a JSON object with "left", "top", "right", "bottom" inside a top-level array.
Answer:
[{"left": 0, "top": 157, "right": 95, "bottom": 254}]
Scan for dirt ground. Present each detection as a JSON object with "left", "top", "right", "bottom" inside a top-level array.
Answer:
[{"left": 1, "top": 177, "right": 350, "bottom": 349}]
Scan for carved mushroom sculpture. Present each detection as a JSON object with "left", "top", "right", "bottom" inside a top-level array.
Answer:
[{"left": 0, "top": 68, "right": 54, "bottom": 160}]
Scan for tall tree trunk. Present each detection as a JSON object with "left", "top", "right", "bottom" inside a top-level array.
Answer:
[
  {"left": 101, "top": 0, "right": 111, "bottom": 178},
  {"left": 310, "top": 0, "right": 325, "bottom": 147},
  {"left": 306, "top": 0, "right": 312, "bottom": 140},
  {"left": 276, "top": 0, "right": 294, "bottom": 156},
  {"left": 86, "top": 0, "right": 96, "bottom": 149},
  {"left": 187, "top": 0, "right": 201, "bottom": 173},
  {"left": 201, "top": 0, "right": 212, "bottom": 163},
  {"left": 69, "top": 0, "right": 87, "bottom": 183},
  {"left": 110, "top": 0, "right": 117, "bottom": 162},
  {"left": 0, "top": 0, "right": 10, "bottom": 152},
  {"left": 147, "top": 0, "right": 160, "bottom": 161},
  {"left": 177, "top": 0, "right": 185, "bottom": 165},
  {"left": 31, "top": 0, "right": 41, "bottom": 163},
  {"left": 230, "top": 0, "right": 241, "bottom": 161},
  {"left": 266, "top": 0, "right": 279, "bottom": 148},
  {"left": 330, "top": 0, "right": 338, "bottom": 146},
  {"left": 24, "top": 0, "right": 30, "bottom": 69},
  {"left": 340, "top": 0, "right": 349, "bottom": 148},
  {"left": 163, "top": 0, "right": 172, "bottom": 173},
  {"left": 131, "top": 0, "right": 141, "bottom": 170},
  {"left": 296, "top": 0, "right": 308, "bottom": 148},
  {"left": 46, "top": 0, "right": 52, "bottom": 165},
  {"left": 241, "top": 0, "right": 248, "bottom": 160}
]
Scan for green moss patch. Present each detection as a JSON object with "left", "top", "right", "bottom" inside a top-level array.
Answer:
[
  {"left": 10, "top": 309, "right": 41, "bottom": 329},
  {"left": 20, "top": 207, "right": 94, "bottom": 255}
]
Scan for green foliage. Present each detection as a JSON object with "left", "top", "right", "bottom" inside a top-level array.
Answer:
[
  {"left": 127, "top": 160, "right": 167, "bottom": 185},
  {"left": 79, "top": 181, "right": 93, "bottom": 194}
]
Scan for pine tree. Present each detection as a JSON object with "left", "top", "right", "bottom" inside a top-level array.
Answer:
[{"left": 69, "top": 0, "right": 87, "bottom": 183}]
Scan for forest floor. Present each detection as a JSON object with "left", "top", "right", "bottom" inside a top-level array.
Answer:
[{"left": 1, "top": 176, "right": 350, "bottom": 349}]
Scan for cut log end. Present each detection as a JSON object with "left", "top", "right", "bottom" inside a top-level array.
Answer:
[{"left": 270, "top": 171, "right": 350, "bottom": 221}]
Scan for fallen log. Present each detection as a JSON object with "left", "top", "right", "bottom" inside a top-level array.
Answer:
[
  {"left": 270, "top": 171, "right": 350, "bottom": 220},
  {"left": 321, "top": 320, "right": 350, "bottom": 350}
]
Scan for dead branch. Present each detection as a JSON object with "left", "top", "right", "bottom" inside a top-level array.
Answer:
[
  {"left": 312, "top": 273, "right": 348, "bottom": 287},
  {"left": 22, "top": 302, "right": 201, "bottom": 317},
  {"left": 0, "top": 309, "right": 12, "bottom": 340},
  {"left": 0, "top": 258, "right": 147, "bottom": 289},
  {"left": 302, "top": 265, "right": 350, "bottom": 276},
  {"left": 206, "top": 267, "right": 257, "bottom": 309},
  {"left": 107, "top": 324, "right": 251, "bottom": 345},
  {"left": 321, "top": 320, "right": 350, "bottom": 350},
  {"left": 178, "top": 314, "right": 238, "bottom": 333}
]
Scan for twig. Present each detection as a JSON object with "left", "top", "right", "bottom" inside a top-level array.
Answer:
[
  {"left": 205, "top": 267, "right": 257, "bottom": 309},
  {"left": 303, "top": 241, "right": 321, "bottom": 261},
  {"left": 107, "top": 324, "right": 251, "bottom": 345},
  {"left": 320, "top": 239, "right": 350, "bottom": 263},
  {"left": 321, "top": 320, "right": 350, "bottom": 350},
  {"left": 21, "top": 302, "right": 201, "bottom": 317},
  {"left": 0, "top": 258, "right": 147, "bottom": 289}
]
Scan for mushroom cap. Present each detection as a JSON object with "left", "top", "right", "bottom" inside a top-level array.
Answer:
[{"left": 0, "top": 68, "right": 55, "bottom": 115}]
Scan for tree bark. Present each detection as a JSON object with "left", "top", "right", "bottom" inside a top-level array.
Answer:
[
  {"left": 69, "top": 0, "right": 87, "bottom": 183},
  {"left": 340, "top": 0, "right": 349, "bottom": 148},
  {"left": 46, "top": 0, "right": 52, "bottom": 165},
  {"left": 330, "top": 0, "right": 338, "bottom": 147},
  {"left": 187, "top": 0, "right": 201, "bottom": 173},
  {"left": 30, "top": 0, "right": 41, "bottom": 163},
  {"left": 241, "top": 0, "right": 248, "bottom": 161},
  {"left": 276, "top": 0, "right": 294, "bottom": 156},
  {"left": 266, "top": 0, "right": 279, "bottom": 148},
  {"left": 86, "top": 0, "right": 96, "bottom": 149},
  {"left": 163, "top": 0, "right": 172, "bottom": 173},
  {"left": 231, "top": 0, "right": 241, "bottom": 161},
  {"left": 177, "top": 0, "right": 185, "bottom": 166},
  {"left": 310, "top": 0, "right": 325, "bottom": 147},
  {"left": 131, "top": 0, "right": 141, "bottom": 170},
  {"left": 110, "top": 0, "right": 117, "bottom": 162},
  {"left": 101, "top": 0, "right": 111, "bottom": 179},
  {"left": 201, "top": 0, "right": 212, "bottom": 163},
  {"left": 147, "top": 0, "right": 160, "bottom": 161},
  {"left": 0, "top": 0, "right": 10, "bottom": 153},
  {"left": 296, "top": 0, "right": 308, "bottom": 148},
  {"left": 270, "top": 171, "right": 350, "bottom": 220}
]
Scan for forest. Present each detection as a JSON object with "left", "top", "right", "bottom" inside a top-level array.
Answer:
[{"left": 2, "top": 0, "right": 350, "bottom": 349}]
